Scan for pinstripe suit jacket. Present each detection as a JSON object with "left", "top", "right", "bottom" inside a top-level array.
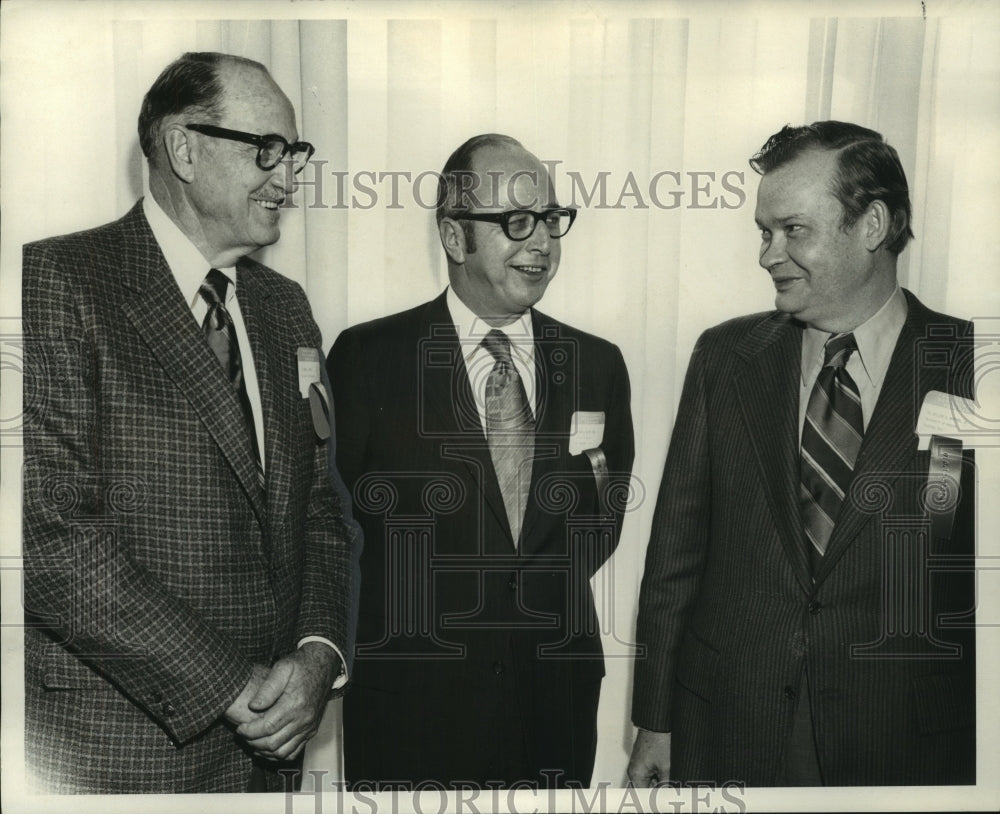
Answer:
[
  {"left": 22, "top": 201, "right": 355, "bottom": 793},
  {"left": 632, "top": 290, "right": 976, "bottom": 785}
]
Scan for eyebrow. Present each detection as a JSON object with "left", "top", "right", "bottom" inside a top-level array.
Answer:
[{"left": 755, "top": 213, "right": 808, "bottom": 228}]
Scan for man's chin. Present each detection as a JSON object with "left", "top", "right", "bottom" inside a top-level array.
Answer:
[
  {"left": 773, "top": 291, "right": 805, "bottom": 317},
  {"left": 251, "top": 228, "right": 281, "bottom": 252},
  {"left": 515, "top": 283, "right": 551, "bottom": 310}
]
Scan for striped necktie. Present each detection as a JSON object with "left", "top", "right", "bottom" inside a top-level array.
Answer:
[
  {"left": 799, "top": 332, "right": 864, "bottom": 571},
  {"left": 199, "top": 269, "right": 263, "bottom": 485},
  {"left": 482, "top": 329, "right": 535, "bottom": 547}
]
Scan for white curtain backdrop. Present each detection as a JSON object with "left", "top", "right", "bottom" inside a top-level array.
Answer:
[{"left": 3, "top": 0, "right": 999, "bottom": 797}]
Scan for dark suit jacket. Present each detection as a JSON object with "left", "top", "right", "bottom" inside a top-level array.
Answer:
[
  {"left": 22, "top": 201, "right": 356, "bottom": 793},
  {"left": 327, "top": 291, "right": 634, "bottom": 786},
  {"left": 632, "top": 290, "right": 976, "bottom": 786}
]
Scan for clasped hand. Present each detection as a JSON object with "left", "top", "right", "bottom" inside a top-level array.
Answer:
[{"left": 224, "top": 642, "right": 336, "bottom": 761}]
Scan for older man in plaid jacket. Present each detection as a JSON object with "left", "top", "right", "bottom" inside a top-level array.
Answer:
[{"left": 22, "top": 52, "right": 357, "bottom": 793}]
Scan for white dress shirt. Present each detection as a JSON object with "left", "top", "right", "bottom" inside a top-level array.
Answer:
[
  {"left": 798, "top": 285, "right": 908, "bottom": 441},
  {"left": 446, "top": 286, "right": 537, "bottom": 433},
  {"left": 142, "top": 195, "right": 266, "bottom": 471}
]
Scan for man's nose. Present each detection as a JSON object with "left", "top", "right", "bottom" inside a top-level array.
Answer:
[
  {"left": 270, "top": 160, "right": 296, "bottom": 195},
  {"left": 524, "top": 218, "right": 551, "bottom": 252},
  {"left": 759, "top": 233, "right": 785, "bottom": 269}
]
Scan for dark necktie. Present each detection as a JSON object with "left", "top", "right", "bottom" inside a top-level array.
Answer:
[
  {"left": 482, "top": 329, "right": 535, "bottom": 547},
  {"left": 799, "top": 332, "right": 864, "bottom": 571},
  {"left": 199, "top": 269, "right": 263, "bottom": 483}
]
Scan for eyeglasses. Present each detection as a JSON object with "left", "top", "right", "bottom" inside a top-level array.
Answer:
[
  {"left": 457, "top": 208, "right": 577, "bottom": 241},
  {"left": 185, "top": 123, "right": 315, "bottom": 174}
]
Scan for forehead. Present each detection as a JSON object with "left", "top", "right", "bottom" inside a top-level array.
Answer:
[
  {"left": 217, "top": 63, "right": 297, "bottom": 137},
  {"left": 755, "top": 148, "right": 843, "bottom": 221},
  {"left": 470, "top": 145, "right": 556, "bottom": 210}
]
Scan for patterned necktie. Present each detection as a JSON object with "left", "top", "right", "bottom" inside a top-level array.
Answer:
[
  {"left": 199, "top": 269, "right": 263, "bottom": 483},
  {"left": 799, "top": 332, "right": 864, "bottom": 571},
  {"left": 482, "top": 329, "right": 535, "bottom": 547}
]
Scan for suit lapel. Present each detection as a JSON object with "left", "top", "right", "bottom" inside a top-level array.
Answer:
[
  {"left": 119, "top": 206, "right": 267, "bottom": 527},
  {"left": 236, "top": 263, "right": 286, "bottom": 544},
  {"left": 417, "top": 295, "right": 511, "bottom": 545},
  {"left": 735, "top": 315, "right": 813, "bottom": 594},
  {"left": 517, "top": 311, "right": 567, "bottom": 550},
  {"left": 816, "top": 294, "right": 947, "bottom": 581}
]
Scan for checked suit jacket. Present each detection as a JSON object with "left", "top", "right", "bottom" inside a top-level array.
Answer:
[
  {"left": 632, "top": 289, "right": 976, "bottom": 786},
  {"left": 22, "top": 201, "right": 356, "bottom": 793},
  {"left": 327, "top": 291, "right": 635, "bottom": 787}
]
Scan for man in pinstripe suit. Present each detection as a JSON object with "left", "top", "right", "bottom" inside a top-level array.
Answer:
[
  {"left": 22, "top": 52, "right": 356, "bottom": 793},
  {"left": 628, "top": 122, "right": 975, "bottom": 786}
]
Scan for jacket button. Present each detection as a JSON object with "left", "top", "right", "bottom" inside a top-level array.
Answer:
[
  {"left": 162, "top": 702, "right": 177, "bottom": 717},
  {"left": 508, "top": 575, "right": 517, "bottom": 592},
  {"left": 150, "top": 691, "right": 164, "bottom": 704},
  {"left": 808, "top": 600, "right": 822, "bottom": 615},
  {"left": 783, "top": 685, "right": 796, "bottom": 700},
  {"left": 493, "top": 661, "right": 505, "bottom": 675}
]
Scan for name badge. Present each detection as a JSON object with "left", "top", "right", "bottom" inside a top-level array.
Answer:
[
  {"left": 569, "top": 411, "right": 605, "bottom": 456},
  {"left": 916, "top": 390, "right": 979, "bottom": 450},
  {"left": 297, "top": 347, "right": 321, "bottom": 398}
]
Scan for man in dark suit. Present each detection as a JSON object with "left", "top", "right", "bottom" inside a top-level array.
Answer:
[
  {"left": 628, "top": 121, "right": 976, "bottom": 787},
  {"left": 22, "top": 52, "right": 357, "bottom": 793},
  {"left": 327, "top": 134, "right": 634, "bottom": 788}
]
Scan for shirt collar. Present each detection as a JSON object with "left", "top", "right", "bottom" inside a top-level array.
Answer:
[
  {"left": 143, "top": 195, "right": 236, "bottom": 308},
  {"left": 445, "top": 286, "right": 534, "bottom": 364},
  {"left": 801, "top": 285, "right": 908, "bottom": 388}
]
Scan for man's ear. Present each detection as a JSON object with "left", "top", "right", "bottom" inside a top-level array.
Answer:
[
  {"left": 162, "top": 123, "right": 196, "bottom": 183},
  {"left": 863, "top": 200, "right": 891, "bottom": 252},
  {"left": 439, "top": 218, "right": 467, "bottom": 265}
]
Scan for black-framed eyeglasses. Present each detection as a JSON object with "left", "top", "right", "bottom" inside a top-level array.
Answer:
[
  {"left": 185, "top": 123, "right": 315, "bottom": 174},
  {"left": 457, "top": 208, "right": 577, "bottom": 241}
]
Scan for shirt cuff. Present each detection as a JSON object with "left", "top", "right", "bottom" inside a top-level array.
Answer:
[{"left": 297, "top": 636, "right": 349, "bottom": 690}]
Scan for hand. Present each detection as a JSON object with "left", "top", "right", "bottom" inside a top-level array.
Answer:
[
  {"left": 235, "top": 642, "right": 337, "bottom": 761},
  {"left": 224, "top": 663, "right": 270, "bottom": 727},
  {"left": 627, "top": 728, "right": 671, "bottom": 787}
]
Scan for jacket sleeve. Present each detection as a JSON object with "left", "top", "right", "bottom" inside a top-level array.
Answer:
[
  {"left": 586, "top": 342, "right": 636, "bottom": 577},
  {"left": 631, "top": 334, "right": 713, "bottom": 732},
  {"left": 22, "top": 240, "right": 255, "bottom": 744},
  {"left": 606, "top": 344, "right": 636, "bottom": 537},
  {"left": 325, "top": 327, "right": 371, "bottom": 496},
  {"left": 294, "top": 330, "right": 362, "bottom": 677}
]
